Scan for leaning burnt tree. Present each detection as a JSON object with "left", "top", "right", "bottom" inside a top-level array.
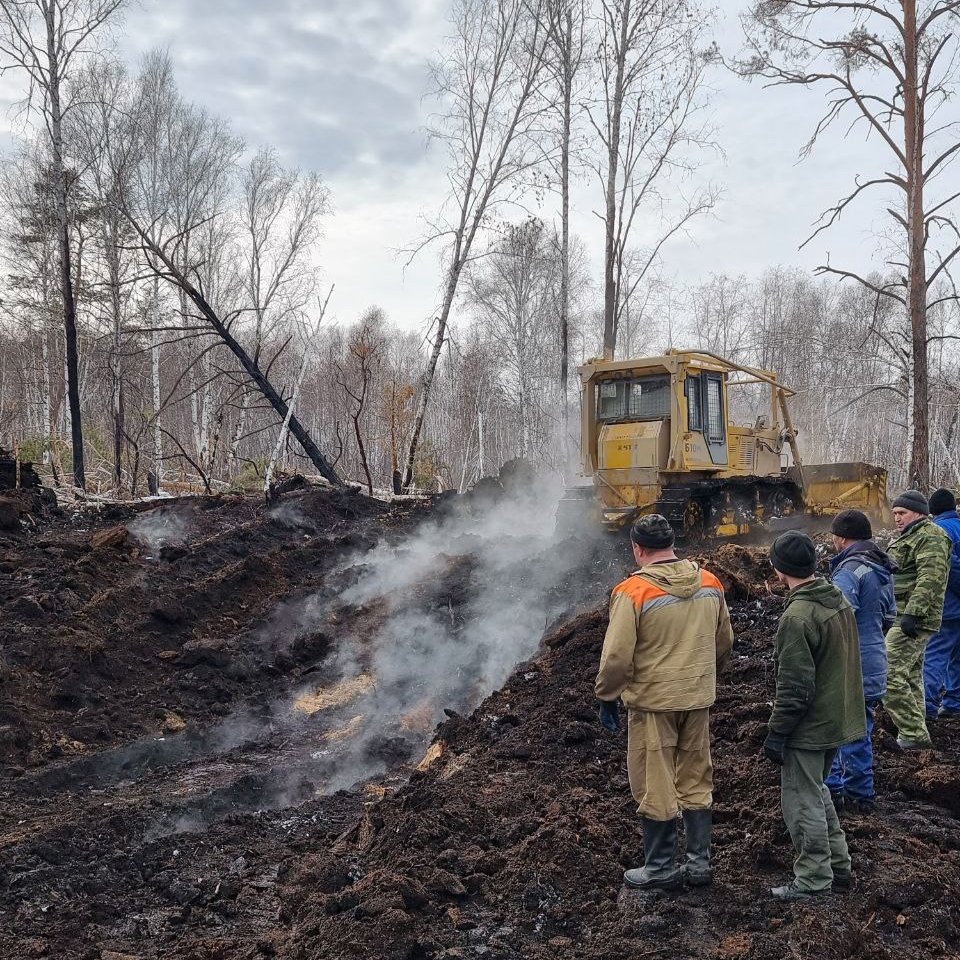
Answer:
[
  {"left": 740, "top": 0, "right": 960, "bottom": 489},
  {"left": 115, "top": 52, "right": 342, "bottom": 487},
  {"left": 0, "top": 0, "right": 128, "bottom": 489}
]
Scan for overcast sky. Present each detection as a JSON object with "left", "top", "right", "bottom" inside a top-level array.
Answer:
[{"left": 2, "top": 0, "right": 887, "bottom": 331}]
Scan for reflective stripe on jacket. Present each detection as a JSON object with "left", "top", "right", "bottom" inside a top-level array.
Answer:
[{"left": 595, "top": 559, "right": 733, "bottom": 711}]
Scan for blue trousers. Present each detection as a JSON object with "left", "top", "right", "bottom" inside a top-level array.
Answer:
[
  {"left": 825, "top": 701, "right": 876, "bottom": 802},
  {"left": 924, "top": 618, "right": 960, "bottom": 716}
]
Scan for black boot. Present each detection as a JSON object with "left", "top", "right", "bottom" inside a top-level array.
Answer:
[
  {"left": 681, "top": 808, "right": 713, "bottom": 887},
  {"left": 623, "top": 817, "right": 682, "bottom": 890}
]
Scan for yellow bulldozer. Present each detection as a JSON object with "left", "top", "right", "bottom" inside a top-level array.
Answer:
[{"left": 560, "top": 349, "right": 892, "bottom": 539}]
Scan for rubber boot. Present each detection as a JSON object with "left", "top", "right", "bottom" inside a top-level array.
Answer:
[
  {"left": 623, "top": 817, "right": 682, "bottom": 891},
  {"left": 680, "top": 808, "right": 713, "bottom": 887}
]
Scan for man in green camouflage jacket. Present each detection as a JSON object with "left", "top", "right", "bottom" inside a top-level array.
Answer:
[{"left": 887, "top": 490, "right": 951, "bottom": 748}]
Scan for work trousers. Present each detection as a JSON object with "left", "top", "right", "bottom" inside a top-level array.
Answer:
[
  {"left": 781, "top": 747, "right": 851, "bottom": 892},
  {"left": 626, "top": 707, "right": 712, "bottom": 821},
  {"left": 924, "top": 618, "right": 960, "bottom": 716},
  {"left": 885, "top": 624, "right": 935, "bottom": 743},
  {"left": 825, "top": 700, "right": 877, "bottom": 802}
]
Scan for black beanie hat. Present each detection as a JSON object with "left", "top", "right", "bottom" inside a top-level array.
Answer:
[
  {"left": 770, "top": 531, "right": 817, "bottom": 578},
  {"left": 929, "top": 488, "right": 957, "bottom": 516},
  {"left": 891, "top": 489, "right": 929, "bottom": 515},
  {"left": 631, "top": 513, "right": 675, "bottom": 549},
  {"left": 831, "top": 509, "right": 872, "bottom": 541}
]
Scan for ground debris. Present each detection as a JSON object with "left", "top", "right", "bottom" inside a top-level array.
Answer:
[{"left": 1, "top": 503, "right": 958, "bottom": 960}]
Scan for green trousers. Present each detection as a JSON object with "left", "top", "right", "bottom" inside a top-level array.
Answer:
[
  {"left": 781, "top": 748, "right": 851, "bottom": 892},
  {"left": 885, "top": 624, "right": 935, "bottom": 743}
]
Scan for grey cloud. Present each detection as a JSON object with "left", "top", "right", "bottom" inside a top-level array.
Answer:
[{"left": 120, "top": 0, "right": 434, "bottom": 175}]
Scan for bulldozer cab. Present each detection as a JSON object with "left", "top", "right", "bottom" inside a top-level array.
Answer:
[
  {"left": 566, "top": 349, "right": 891, "bottom": 536},
  {"left": 593, "top": 367, "right": 730, "bottom": 468},
  {"left": 580, "top": 351, "right": 787, "bottom": 481}
]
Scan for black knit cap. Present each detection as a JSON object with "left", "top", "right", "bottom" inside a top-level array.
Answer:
[
  {"left": 831, "top": 509, "right": 872, "bottom": 542},
  {"left": 929, "top": 488, "right": 957, "bottom": 516},
  {"left": 891, "top": 489, "right": 929, "bottom": 515},
  {"left": 631, "top": 513, "right": 675, "bottom": 549},
  {"left": 770, "top": 531, "right": 817, "bottom": 578}
]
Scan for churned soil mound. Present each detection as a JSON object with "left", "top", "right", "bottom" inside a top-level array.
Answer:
[
  {"left": 279, "top": 554, "right": 960, "bottom": 960},
  {"left": 3, "top": 530, "right": 958, "bottom": 960},
  {"left": 0, "top": 483, "right": 391, "bottom": 769}
]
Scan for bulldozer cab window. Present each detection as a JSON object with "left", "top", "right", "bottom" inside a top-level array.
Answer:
[
  {"left": 597, "top": 375, "right": 670, "bottom": 422},
  {"left": 705, "top": 374, "right": 725, "bottom": 442},
  {"left": 687, "top": 375, "right": 703, "bottom": 431}
]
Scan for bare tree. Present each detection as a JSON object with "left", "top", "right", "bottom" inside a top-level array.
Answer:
[
  {"left": 402, "top": 0, "right": 550, "bottom": 491},
  {"left": 589, "top": 0, "right": 718, "bottom": 359},
  {"left": 465, "top": 218, "right": 560, "bottom": 459},
  {"left": 238, "top": 147, "right": 329, "bottom": 467},
  {"left": 0, "top": 0, "right": 127, "bottom": 488},
  {"left": 242, "top": 147, "right": 328, "bottom": 364},
  {"left": 739, "top": 0, "right": 960, "bottom": 488},
  {"left": 264, "top": 289, "right": 333, "bottom": 495},
  {"left": 69, "top": 57, "right": 136, "bottom": 491},
  {"left": 337, "top": 309, "right": 384, "bottom": 496},
  {"left": 538, "top": 0, "right": 587, "bottom": 450}
]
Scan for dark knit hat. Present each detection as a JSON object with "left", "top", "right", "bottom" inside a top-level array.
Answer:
[
  {"left": 891, "top": 489, "right": 929, "bottom": 515},
  {"left": 929, "top": 488, "right": 957, "bottom": 516},
  {"left": 770, "top": 531, "right": 817, "bottom": 578},
  {"left": 631, "top": 513, "right": 675, "bottom": 549},
  {"left": 831, "top": 509, "right": 872, "bottom": 541}
]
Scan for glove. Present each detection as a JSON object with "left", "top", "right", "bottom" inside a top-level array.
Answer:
[
  {"left": 900, "top": 613, "right": 920, "bottom": 638},
  {"left": 598, "top": 699, "right": 621, "bottom": 733},
  {"left": 763, "top": 731, "right": 787, "bottom": 765}
]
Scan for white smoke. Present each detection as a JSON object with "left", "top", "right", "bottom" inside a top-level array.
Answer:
[
  {"left": 128, "top": 509, "right": 190, "bottom": 551},
  {"left": 258, "top": 469, "right": 601, "bottom": 793},
  {"left": 137, "top": 472, "right": 609, "bottom": 834},
  {"left": 266, "top": 501, "right": 315, "bottom": 533}
]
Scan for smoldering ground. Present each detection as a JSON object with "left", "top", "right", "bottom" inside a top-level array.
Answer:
[
  {"left": 101, "top": 477, "right": 612, "bottom": 836},
  {"left": 249, "top": 473, "right": 610, "bottom": 801}
]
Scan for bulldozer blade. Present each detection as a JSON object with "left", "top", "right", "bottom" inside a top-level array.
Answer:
[{"left": 787, "top": 462, "right": 892, "bottom": 526}]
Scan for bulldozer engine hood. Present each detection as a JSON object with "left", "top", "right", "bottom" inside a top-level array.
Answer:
[{"left": 633, "top": 559, "right": 705, "bottom": 599}]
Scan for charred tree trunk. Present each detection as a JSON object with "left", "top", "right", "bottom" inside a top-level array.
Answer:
[
  {"left": 134, "top": 229, "right": 342, "bottom": 486},
  {"left": 46, "top": 6, "right": 84, "bottom": 489},
  {"left": 559, "top": 6, "right": 572, "bottom": 454}
]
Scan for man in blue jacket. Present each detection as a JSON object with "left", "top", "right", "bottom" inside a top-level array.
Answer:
[
  {"left": 924, "top": 488, "right": 960, "bottom": 718},
  {"left": 826, "top": 510, "right": 897, "bottom": 813}
]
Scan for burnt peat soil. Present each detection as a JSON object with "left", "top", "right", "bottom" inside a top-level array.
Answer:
[{"left": 1, "top": 492, "right": 958, "bottom": 960}]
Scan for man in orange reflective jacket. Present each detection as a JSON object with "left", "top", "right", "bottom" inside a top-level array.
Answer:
[{"left": 596, "top": 513, "right": 734, "bottom": 890}]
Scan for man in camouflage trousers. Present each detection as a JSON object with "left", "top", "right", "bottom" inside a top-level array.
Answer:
[{"left": 886, "top": 490, "right": 951, "bottom": 749}]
